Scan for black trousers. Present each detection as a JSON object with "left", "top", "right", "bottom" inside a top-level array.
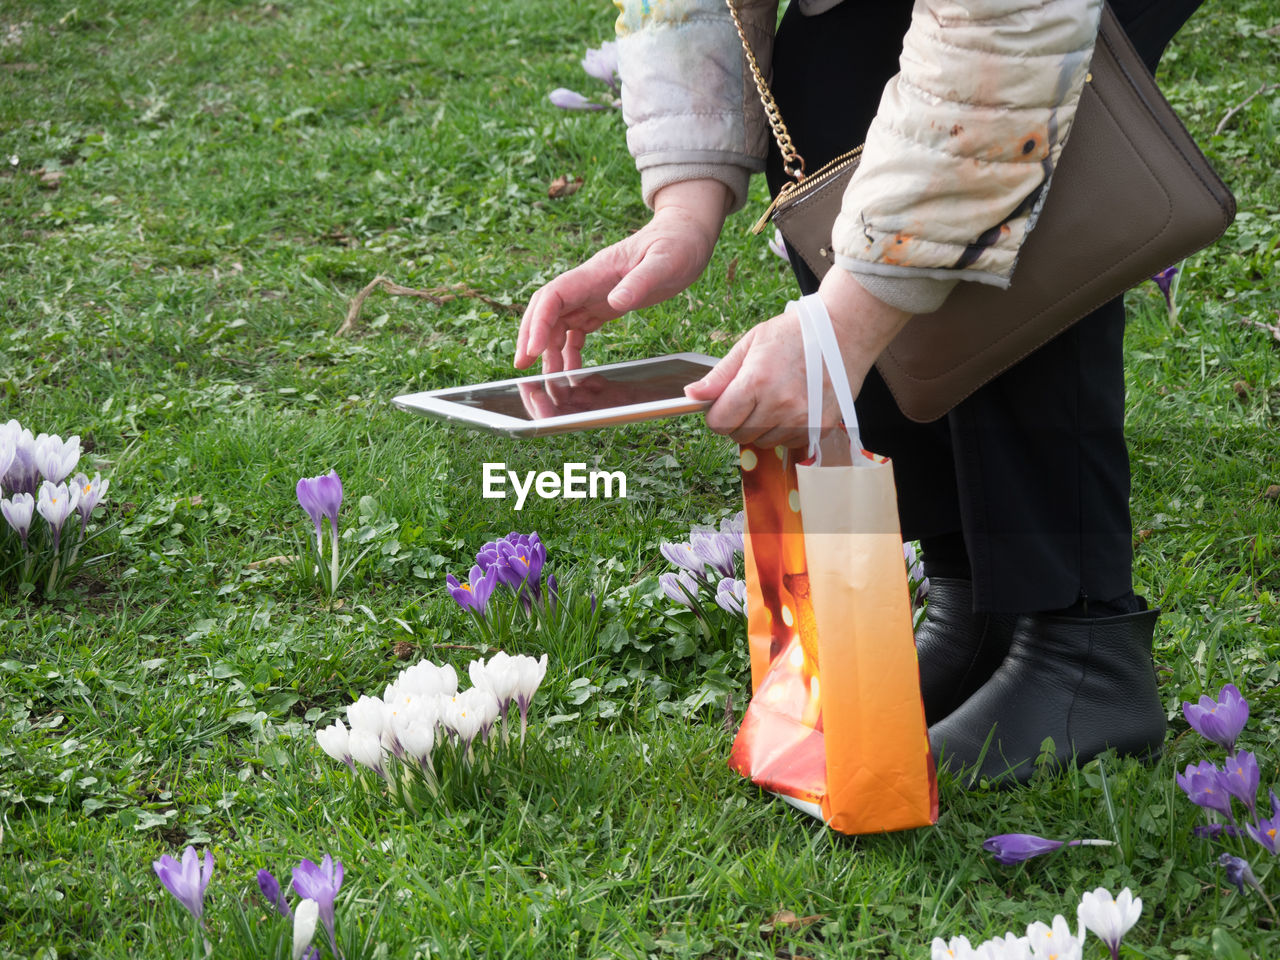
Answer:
[{"left": 764, "top": 0, "right": 1204, "bottom": 612}]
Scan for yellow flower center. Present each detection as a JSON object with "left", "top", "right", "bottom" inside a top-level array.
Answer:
[
  {"left": 1269, "top": 828, "right": 1276, "bottom": 840},
  {"left": 461, "top": 584, "right": 473, "bottom": 592}
]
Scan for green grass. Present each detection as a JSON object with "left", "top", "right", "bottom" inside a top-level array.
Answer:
[{"left": 2, "top": 0, "right": 1279, "bottom": 957}]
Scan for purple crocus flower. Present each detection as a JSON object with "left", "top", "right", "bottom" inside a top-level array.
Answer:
[
  {"left": 296, "top": 470, "right": 343, "bottom": 546},
  {"left": 1177, "top": 760, "right": 1235, "bottom": 820},
  {"left": 718, "top": 512, "right": 744, "bottom": 554},
  {"left": 690, "top": 530, "right": 736, "bottom": 578},
  {"left": 983, "top": 833, "right": 1065, "bottom": 864},
  {"left": 1218, "top": 853, "right": 1261, "bottom": 895},
  {"left": 1194, "top": 823, "right": 1246, "bottom": 840},
  {"left": 659, "top": 569, "right": 700, "bottom": 608},
  {"left": 153, "top": 846, "right": 214, "bottom": 921},
  {"left": 981, "top": 832, "right": 1112, "bottom": 865},
  {"left": 580, "top": 41, "right": 619, "bottom": 92},
  {"left": 660, "top": 541, "right": 707, "bottom": 577},
  {"left": 446, "top": 564, "right": 498, "bottom": 615},
  {"left": 1246, "top": 790, "right": 1280, "bottom": 855},
  {"left": 1182, "top": 683, "right": 1249, "bottom": 753},
  {"left": 1152, "top": 265, "right": 1178, "bottom": 314},
  {"left": 292, "top": 854, "right": 343, "bottom": 958},
  {"left": 548, "top": 87, "right": 605, "bottom": 111},
  {"left": 257, "top": 868, "right": 292, "bottom": 918},
  {"left": 715, "top": 577, "right": 746, "bottom": 616},
  {"left": 1219, "top": 750, "right": 1260, "bottom": 816},
  {"left": 477, "top": 532, "right": 547, "bottom": 599}
]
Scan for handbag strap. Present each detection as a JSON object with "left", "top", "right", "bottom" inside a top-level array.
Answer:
[
  {"left": 724, "top": 0, "right": 807, "bottom": 183},
  {"left": 794, "top": 293, "right": 869, "bottom": 467}
]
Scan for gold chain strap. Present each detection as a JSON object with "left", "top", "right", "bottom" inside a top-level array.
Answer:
[{"left": 724, "top": 0, "right": 806, "bottom": 182}]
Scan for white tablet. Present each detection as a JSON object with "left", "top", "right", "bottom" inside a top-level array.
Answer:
[{"left": 392, "top": 353, "right": 720, "bottom": 437}]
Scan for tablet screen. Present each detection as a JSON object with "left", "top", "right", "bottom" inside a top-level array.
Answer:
[{"left": 447, "top": 357, "right": 711, "bottom": 421}]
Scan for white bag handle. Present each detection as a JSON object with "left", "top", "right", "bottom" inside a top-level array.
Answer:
[{"left": 793, "top": 292, "right": 867, "bottom": 466}]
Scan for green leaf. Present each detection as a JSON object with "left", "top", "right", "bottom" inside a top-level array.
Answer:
[{"left": 1211, "top": 928, "right": 1250, "bottom": 960}]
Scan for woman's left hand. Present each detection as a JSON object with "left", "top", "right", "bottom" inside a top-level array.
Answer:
[{"left": 684, "top": 267, "right": 911, "bottom": 450}]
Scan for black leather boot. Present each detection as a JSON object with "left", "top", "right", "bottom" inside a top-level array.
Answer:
[
  {"left": 916, "top": 577, "right": 1019, "bottom": 726},
  {"left": 929, "top": 600, "right": 1167, "bottom": 785}
]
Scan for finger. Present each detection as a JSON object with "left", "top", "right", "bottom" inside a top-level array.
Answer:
[
  {"left": 518, "top": 381, "right": 557, "bottom": 420},
  {"left": 607, "top": 241, "right": 681, "bottom": 313},
  {"left": 526, "top": 251, "right": 633, "bottom": 355},
  {"left": 541, "top": 347, "right": 565, "bottom": 376},
  {"left": 562, "top": 328, "right": 585, "bottom": 371},
  {"left": 544, "top": 367, "right": 571, "bottom": 406},
  {"left": 704, "top": 374, "right": 758, "bottom": 438},
  {"left": 685, "top": 330, "right": 753, "bottom": 402},
  {"left": 751, "top": 425, "right": 810, "bottom": 452},
  {"left": 522, "top": 286, "right": 568, "bottom": 361},
  {"left": 515, "top": 288, "right": 542, "bottom": 369}
]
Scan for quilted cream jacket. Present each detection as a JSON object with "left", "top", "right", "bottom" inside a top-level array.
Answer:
[{"left": 614, "top": 0, "right": 1104, "bottom": 312}]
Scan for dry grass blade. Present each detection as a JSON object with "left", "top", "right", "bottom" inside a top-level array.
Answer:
[
  {"left": 1213, "top": 82, "right": 1280, "bottom": 136},
  {"left": 336, "top": 275, "right": 522, "bottom": 336}
]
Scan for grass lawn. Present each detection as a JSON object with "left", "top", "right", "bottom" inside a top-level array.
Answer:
[{"left": 1, "top": 0, "right": 1279, "bottom": 957}]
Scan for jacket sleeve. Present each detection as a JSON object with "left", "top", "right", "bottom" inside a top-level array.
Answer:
[
  {"left": 614, "top": 0, "right": 777, "bottom": 214},
  {"left": 831, "top": 0, "right": 1104, "bottom": 302}
]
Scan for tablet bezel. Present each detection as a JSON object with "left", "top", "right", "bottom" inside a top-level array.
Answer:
[{"left": 391, "top": 352, "right": 720, "bottom": 437}]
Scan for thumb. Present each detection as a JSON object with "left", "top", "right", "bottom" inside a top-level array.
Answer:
[{"left": 685, "top": 331, "right": 753, "bottom": 401}]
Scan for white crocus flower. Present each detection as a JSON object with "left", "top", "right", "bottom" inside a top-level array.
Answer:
[
  {"left": 2, "top": 421, "right": 37, "bottom": 495},
  {"left": 1077, "top": 887, "right": 1141, "bottom": 960},
  {"left": 443, "top": 691, "right": 486, "bottom": 753},
  {"left": 397, "top": 660, "right": 458, "bottom": 698},
  {"left": 511, "top": 653, "right": 548, "bottom": 741},
  {"left": 976, "top": 933, "right": 1031, "bottom": 960},
  {"left": 293, "top": 898, "right": 319, "bottom": 960},
  {"left": 0, "top": 427, "right": 15, "bottom": 485},
  {"left": 348, "top": 730, "right": 386, "bottom": 777},
  {"left": 346, "top": 695, "right": 389, "bottom": 738},
  {"left": 931, "top": 935, "right": 975, "bottom": 960},
  {"left": 1, "top": 492, "right": 35, "bottom": 546},
  {"left": 36, "top": 480, "right": 80, "bottom": 549},
  {"left": 461, "top": 685, "right": 500, "bottom": 744},
  {"left": 315, "top": 720, "right": 353, "bottom": 769},
  {"left": 71, "top": 472, "right": 108, "bottom": 525},
  {"left": 437, "top": 662, "right": 459, "bottom": 697},
  {"left": 1025, "top": 915, "right": 1081, "bottom": 960},
  {"left": 396, "top": 711, "right": 437, "bottom": 767},
  {"left": 469, "top": 652, "right": 521, "bottom": 722},
  {"left": 33, "top": 433, "right": 80, "bottom": 485}
]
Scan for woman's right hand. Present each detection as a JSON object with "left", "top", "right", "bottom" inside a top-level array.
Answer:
[{"left": 514, "top": 179, "right": 731, "bottom": 373}]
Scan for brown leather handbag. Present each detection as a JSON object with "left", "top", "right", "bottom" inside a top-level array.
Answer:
[{"left": 729, "top": 2, "right": 1236, "bottom": 422}]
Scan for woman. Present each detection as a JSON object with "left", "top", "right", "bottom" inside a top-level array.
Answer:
[{"left": 514, "top": 0, "right": 1204, "bottom": 783}]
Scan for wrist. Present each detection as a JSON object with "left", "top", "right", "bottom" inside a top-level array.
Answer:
[
  {"left": 816, "top": 267, "right": 912, "bottom": 381},
  {"left": 652, "top": 179, "right": 731, "bottom": 245}
]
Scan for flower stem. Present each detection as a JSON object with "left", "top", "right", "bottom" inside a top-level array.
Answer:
[
  {"left": 45, "top": 555, "right": 60, "bottom": 594},
  {"left": 329, "top": 526, "right": 340, "bottom": 596}
]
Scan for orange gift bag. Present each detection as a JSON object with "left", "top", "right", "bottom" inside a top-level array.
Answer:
[{"left": 728, "top": 294, "right": 937, "bottom": 834}]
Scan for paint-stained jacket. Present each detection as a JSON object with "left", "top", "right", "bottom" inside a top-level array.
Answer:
[{"left": 614, "top": 0, "right": 1103, "bottom": 312}]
